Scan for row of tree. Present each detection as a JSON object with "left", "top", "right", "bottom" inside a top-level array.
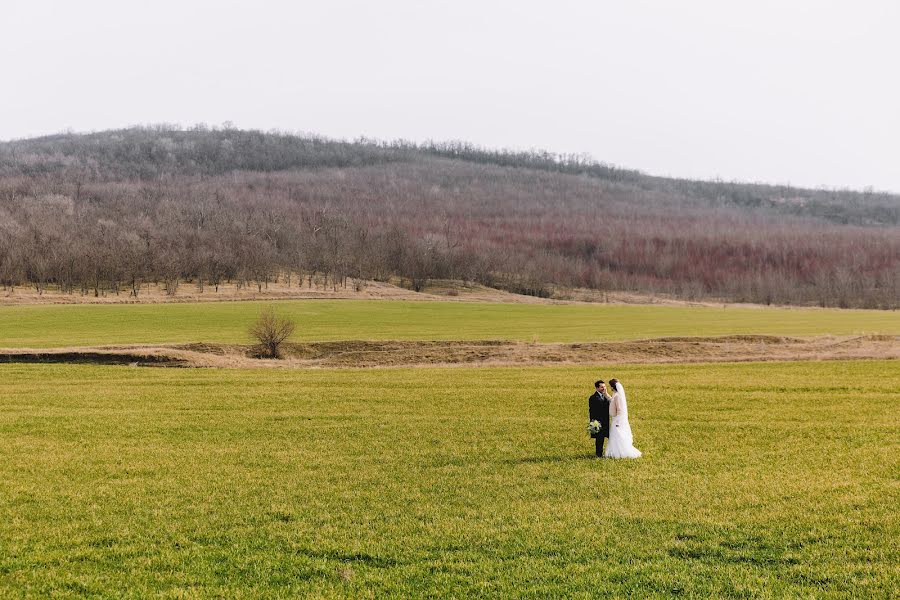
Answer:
[
  {"left": 0, "top": 128, "right": 898, "bottom": 308},
  {"left": 0, "top": 196, "right": 472, "bottom": 298}
]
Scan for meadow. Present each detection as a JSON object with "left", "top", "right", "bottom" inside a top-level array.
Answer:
[
  {"left": 1, "top": 360, "right": 897, "bottom": 598},
  {"left": 1, "top": 299, "right": 898, "bottom": 348}
]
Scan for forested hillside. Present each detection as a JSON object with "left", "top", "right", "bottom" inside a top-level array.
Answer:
[{"left": 1, "top": 126, "right": 898, "bottom": 307}]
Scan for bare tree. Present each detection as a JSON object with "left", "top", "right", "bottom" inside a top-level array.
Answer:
[
  {"left": 0, "top": 126, "right": 898, "bottom": 308},
  {"left": 249, "top": 307, "right": 296, "bottom": 358}
]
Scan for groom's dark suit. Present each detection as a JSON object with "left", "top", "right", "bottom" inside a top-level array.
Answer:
[{"left": 588, "top": 390, "right": 612, "bottom": 457}]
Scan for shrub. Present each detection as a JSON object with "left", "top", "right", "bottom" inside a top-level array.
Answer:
[{"left": 249, "top": 307, "right": 296, "bottom": 358}]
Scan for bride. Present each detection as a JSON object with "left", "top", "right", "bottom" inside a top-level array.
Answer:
[{"left": 605, "top": 379, "right": 642, "bottom": 459}]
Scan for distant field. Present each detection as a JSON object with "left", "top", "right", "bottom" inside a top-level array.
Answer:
[
  {"left": 1, "top": 300, "right": 898, "bottom": 348},
  {"left": 1, "top": 361, "right": 897, "bottom": 597}
]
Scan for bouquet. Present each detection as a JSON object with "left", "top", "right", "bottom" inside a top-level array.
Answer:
[{"left": 587, "top": 420, "right": 603, "bottom": 436}]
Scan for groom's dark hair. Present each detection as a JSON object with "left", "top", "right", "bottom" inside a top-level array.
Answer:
[{"left": 594, "top": 380, "right": 605, "bottom": 388}]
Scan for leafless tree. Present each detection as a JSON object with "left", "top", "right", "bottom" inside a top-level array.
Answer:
[
  {"left": 0, "top": 126, "right": 897, "bottom": 308},
  {"left": 249, "top": 307, "right": 296, "bottom": 358}
]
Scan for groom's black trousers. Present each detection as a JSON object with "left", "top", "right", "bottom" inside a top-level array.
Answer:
[{"left": 595, "top": 435, "right": 607, "bottom": 457}]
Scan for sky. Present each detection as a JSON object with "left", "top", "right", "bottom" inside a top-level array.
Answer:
[{"left": 2, "top": 0, "right": 899, "bottom": 192}]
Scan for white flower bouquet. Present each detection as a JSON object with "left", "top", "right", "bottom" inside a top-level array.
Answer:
[{"left": 587, "top": 420, "right": 603, "bottom": 436}]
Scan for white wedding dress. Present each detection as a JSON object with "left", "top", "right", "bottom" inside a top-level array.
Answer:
[{"left": 605, "top": 382, "right": 642, "bottom": 459}]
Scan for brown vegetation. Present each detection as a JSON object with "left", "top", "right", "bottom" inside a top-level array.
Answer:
[
  {"left": 3, "top": 335, "right": 896, "bottom": 369},
  {"left": 0, "top": 277, "right": 737, "bottom": 308},
  {"left": 1, "top": 127, "right": 898, "bottom": 308},
  {"left": 249, "top": 307, "right": 296, "bottom": 358}
]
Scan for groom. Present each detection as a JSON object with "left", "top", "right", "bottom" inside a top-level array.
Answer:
[{"left": 588, "top": 380, "right": 612, "bottom": 458}]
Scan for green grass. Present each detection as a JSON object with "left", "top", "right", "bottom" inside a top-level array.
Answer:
[
  {"left": 1, "top": 299, "right": 898, "bottom": 347},
  {"left": 1, "top": 361, "right": 897, "bottom": 597}
]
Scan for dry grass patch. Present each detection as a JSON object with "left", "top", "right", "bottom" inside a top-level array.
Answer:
[{"left": 2, "top": 335, "right": 896, "bottom": 369}]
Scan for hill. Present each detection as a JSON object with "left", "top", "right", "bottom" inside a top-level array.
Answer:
[{"left": 1, "top": 126, "right": 898, "bottom": 307}]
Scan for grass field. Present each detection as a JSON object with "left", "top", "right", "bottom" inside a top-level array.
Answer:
[
  {"left": 1, "top": 360, "right": 897, "bottom": 597},
  {"left": 1, "top": 299, "right": 898, "bottom": 347}
]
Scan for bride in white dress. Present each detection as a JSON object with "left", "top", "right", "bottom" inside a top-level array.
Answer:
[{"left": 605, "top": 379, "right": 642, "bottom": 459}]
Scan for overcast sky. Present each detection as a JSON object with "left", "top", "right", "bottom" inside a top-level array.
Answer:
[{"left": 2, "top": 0, "right": 898, "bottom": 191}]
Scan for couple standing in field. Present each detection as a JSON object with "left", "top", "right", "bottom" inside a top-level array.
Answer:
[{"left": 588, "top": 379, "right": 642, "bottom": 459}]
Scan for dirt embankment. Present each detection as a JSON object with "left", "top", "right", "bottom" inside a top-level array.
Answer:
[{"left": 1, "top": 335, "right": 896, "bottom": 369}]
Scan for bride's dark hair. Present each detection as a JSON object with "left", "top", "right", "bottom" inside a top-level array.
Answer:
[{"left": 608, "top": 378, "right": 619, "bottom": 390}]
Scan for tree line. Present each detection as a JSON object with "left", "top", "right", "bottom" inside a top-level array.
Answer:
[{"left": 0, "top": 127, "right": 898, "bottom": 308}]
